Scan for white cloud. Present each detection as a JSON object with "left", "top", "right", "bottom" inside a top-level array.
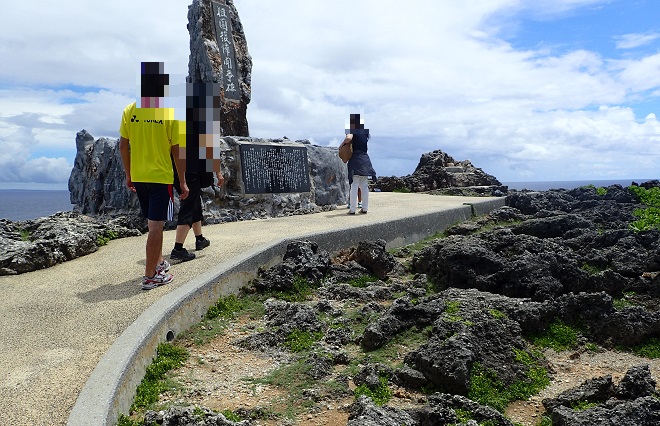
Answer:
[
  {"left": 615, "top": 32, "right": 660, "bottom": 50},
  {"left": 0, "top": 0, "right": 658, "bottom": 189}
]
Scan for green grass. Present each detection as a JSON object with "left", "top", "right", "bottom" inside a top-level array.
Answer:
[
  {"left": 468, "top": 362, "right": 550, "bottom": 413},
  {"left": 249, "top": 358, "right": 318, "bottom": 419},
  {"left": 392, "top": 231, "right": 446, "bottom": 255},
  {"left": 580, "top": 262, "right": 607, "bottom": 275},
  {"left": 353, "top": 376, "right": 392, "bottom": 405},
  {"left": 220, "top": 409, "right": 242, "bottom": 422},
  {"left": 179, "top": 294, "right": 258, "bottom": 346},
  {"left": 629, "top": 337, "right": 660, "bottom": 359},
  {"left": 539, "top": 416, "right": 553, "bottom": 426},
  {"left": 283, "top": 329, "right": 323, "bottom": 353},
  {"left": 96, "top": 230, "right": 119, "bottom": 246},
  {"left": 613, "top": 292, "right": 637, "bottom": 310},
  {"left": 446, "top": 300, "right": 461, "bottom": 314},
  {"left": 117, "top": 415, "right": 143, "bottom": 426},
  {"left": 530, "top": 319, "right": 580, "bottom": 352},
  {"left": 206, "top": 294, "right": 244, "bottom": 320},
  {"left": 488, "top": 309, "right": 508, "bottom": 320},
  {"left": 268, "top": 276, "right": 319, "bottom": 302},
  {"left": 131, "top": 343, "right": 189, "bottom": 411},
  {"left": 442, "top": 300, "right": 474, "bottom": 325},
  {"left": 628, "top": 186, "right": 660, "bottom": 231},
  {"left": 360, "top": 325, "right": 433, "bottom": 368},
  {"left": 392, "top": 186, "right": 411, "bottom": 193},
  {"left": 571, "top": 400, "right": 598, "bottom": 410},
  {"left": 347, "top": 274, "right": 380, "bottom": 288},
  {"left": 18, "top": 228, "right": 31, "bottom": 241}
]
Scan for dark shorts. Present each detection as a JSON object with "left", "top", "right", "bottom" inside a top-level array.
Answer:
[
  {"left": 176, "top": 172, "right": 203, "bottom": 226},
  {"left": 134, "top": 182, "right": 173, "bottom": 221}
]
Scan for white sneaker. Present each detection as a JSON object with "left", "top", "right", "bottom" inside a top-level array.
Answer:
[
  {"left": 142, "top": 271, "right": 173, "bottom": 290},
  {"left": 156, "top": 259, "right": 171, "bottom": 274}
]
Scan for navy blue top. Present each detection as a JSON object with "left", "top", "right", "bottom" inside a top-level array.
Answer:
[{"left": 347, "top": 132, "right": 376, "bottom": 180}]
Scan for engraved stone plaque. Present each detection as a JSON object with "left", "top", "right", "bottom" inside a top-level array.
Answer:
[{"left": 239, "top": 144, "right": 311, "bottom": 194}]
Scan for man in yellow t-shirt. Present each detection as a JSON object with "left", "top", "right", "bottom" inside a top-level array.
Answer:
[{"left": 119, "top": 61, "right": 189, "bottom": 290}]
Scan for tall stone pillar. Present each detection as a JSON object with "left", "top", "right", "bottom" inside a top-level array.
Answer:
[{"left": 187, "top": 0, "right": 252, "bottom": 136}]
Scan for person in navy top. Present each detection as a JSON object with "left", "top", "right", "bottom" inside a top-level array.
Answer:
[{"left": 340, "top": 113, "right": 376, "bottom": 214}]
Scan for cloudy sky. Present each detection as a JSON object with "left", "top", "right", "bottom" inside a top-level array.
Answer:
[{"left": 0, "top": 0, "right": 658, "bottom": 190}]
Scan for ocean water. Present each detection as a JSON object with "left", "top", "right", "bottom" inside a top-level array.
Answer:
[
  {"left": 503, "top": 179, "right": 656, "bottom": 191},
  {"left": 0, "top": 190, "right": 73, "bottom": 221}
]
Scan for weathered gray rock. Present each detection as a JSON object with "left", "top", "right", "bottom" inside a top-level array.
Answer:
[
  {"left": 543, "top": 365, "right": 660, "bottom": 426},
  {"left": 347, "top": 396, "right": 417, "bottom": 426},
  {"left": 411, "top": 393, "right": 516, "bottom": 426},
  {"left": 374, "top": 149, "right": 503, "bottom": 194},
  {"left": 353, "top": 363, "right": 395, "bottom": 389},
  {"left": 252, "top": 240, "right": 331, "bottom": 292},
  {"left": 0, "top": 213, "right": 140, "bottom": 276},
  {"left": 144, "top": 406, "right": 251, "bottom": 425},
  {"left": 187, "top": 0, "right": 252, "bottom": 136},
  {"left": 616, "top": 364, "right": 657, "bottom": 399},
  {"left": 353, "top": 239, "right": 404, "bottom": 280},
  {"left": 549, "top": 397, "right": 660, "bottom": 426},
  {"left": 542, "top": 375, "right": 615, "bottom": 411},
  {"left": 68, "top": 130, "right": 141, "bottom": 218}
]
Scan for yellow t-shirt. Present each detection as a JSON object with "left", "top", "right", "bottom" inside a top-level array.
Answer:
[{"left": 119, "top": 102, "right": 181, "bottom": 184}]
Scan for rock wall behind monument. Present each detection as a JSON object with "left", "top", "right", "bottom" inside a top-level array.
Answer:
[
  {"left": 68, "top": 131, "right": 348, "bottom": 226},
  {"left": 188, "top": 0, "right": 251, "bottom": 136}
]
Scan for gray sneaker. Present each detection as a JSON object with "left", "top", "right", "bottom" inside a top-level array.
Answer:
[
  {"left": 142, "top": 271, "right": 173, "bottom": 290},
  {"left": 156, "top": 259, "right": 171, "bottom": 274}
]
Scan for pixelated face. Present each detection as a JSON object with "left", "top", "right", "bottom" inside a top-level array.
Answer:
[
  {"left": 140, "top": 62, "right": 169, "bottom": 98},
  {"left": 348, "top": 113, "right": 364, "bottom": 130}
]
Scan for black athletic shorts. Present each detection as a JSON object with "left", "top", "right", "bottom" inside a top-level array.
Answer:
[
  {"left": 134, "top": 182, "right": 173, "bottom": 221},
  {"left": 176, "top": 172, "right": 203, "bottom": 226}
]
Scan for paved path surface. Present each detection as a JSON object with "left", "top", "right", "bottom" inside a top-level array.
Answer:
[{"left": 0, "top": 193, "right": 501, "bottom": 426}]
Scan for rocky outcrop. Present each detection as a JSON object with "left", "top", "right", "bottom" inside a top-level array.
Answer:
[
  {"left": 187, "top": 0, "right": 252, "bottom": 136},
  {"left": 144, "top": 406, "right": 250, "bottom": 426},
  {"left": 542, "top": 365, "right": 660, "bottom": 425},
  {"left": 0, "top": 212, "right": 141, "bottom": 275},
  {"left": 68, "top": 130, "right": 140, "bottom": 217},
  {"left": 68, "top": 131, "right": 349, "bottom": 224},
  {"left": 140, "top": 184, "right": 660, "bottom": 425},
  {"left": 374, "top": 150, "right": 505, "bottom": 195}
]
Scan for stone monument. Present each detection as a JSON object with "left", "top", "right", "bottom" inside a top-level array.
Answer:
[
  {"left": 68, "top": 1, "right": 350, "bottom": 224},
  {"left": 187, "top": 0, "right": 251, "bottom": 136}
]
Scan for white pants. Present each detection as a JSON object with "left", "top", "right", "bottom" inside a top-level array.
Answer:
[{"left": 349, "top": 175, "right": 369, "bottom": 213}]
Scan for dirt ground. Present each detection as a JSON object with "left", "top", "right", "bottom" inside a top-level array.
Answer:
[{"left": 155, "top": 313, "right": 660, "bottom": 426}]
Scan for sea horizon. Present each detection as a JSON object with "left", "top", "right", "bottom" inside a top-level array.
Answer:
[
  {"left": 0, "top": 178, "right": 656, "bottom": 221},
  {"left": 502, "top": 178, "right": 656, "bottom": 191}
]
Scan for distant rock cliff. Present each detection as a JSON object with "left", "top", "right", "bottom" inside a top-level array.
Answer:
[
  {"left": 374, "top": 150, "right": 504, "bottom": 195},
  {"left": 68, "top": 130, "right": 140, "bottom": 218}
]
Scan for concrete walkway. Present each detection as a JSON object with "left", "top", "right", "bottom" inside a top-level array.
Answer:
[{"left": 0, "top": 192, "right": 504, "bottom": 426}]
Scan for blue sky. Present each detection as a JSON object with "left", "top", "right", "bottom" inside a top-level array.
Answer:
[{"left": 0, "top": 0, "right": 658, "bottom": 190}]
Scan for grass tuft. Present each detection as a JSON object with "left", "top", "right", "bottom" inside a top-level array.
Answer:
[
  {"left": 131, "top": 343, "right": 188, "bottom": 411},
  {"left": 354, "top": 376, "right": 392, "bottom": 406},
  {"left": 530, "top": 319, "right": 580, "bottom": 352}
]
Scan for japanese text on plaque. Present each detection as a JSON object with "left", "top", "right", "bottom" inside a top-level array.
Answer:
[
  {"left": 211, "top": 1, "right": 240, "bottom": 101},
  {"left": 239, "top": 145, "right": 311, "bottom": 194}
]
